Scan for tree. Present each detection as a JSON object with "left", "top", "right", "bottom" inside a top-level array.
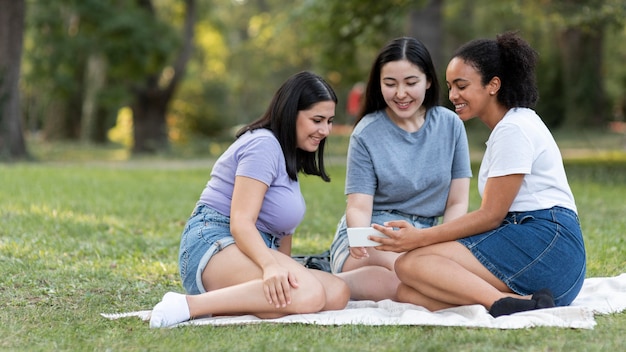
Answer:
[
  {"left": 24, "top": 1, "right": 182, "bottom": 146},
  {"left": 0, "top": 0, "right": 28, "bottom": 160},
  {"left": 552, "top": 0, "right": 622, "bottom": 128},
  {"left": 130, "top": 0, "right": 196, "bottom": 154}
]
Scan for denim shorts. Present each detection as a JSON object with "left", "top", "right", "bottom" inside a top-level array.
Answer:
[
  {"left": 457, "top": 206, "right": 586, "bottom": 306},
  {"left": 178, "top": 203, "right": 281, "bottom": 295},
  {"left": 330, "top": 210, "right": 437, "bottom": 274}
]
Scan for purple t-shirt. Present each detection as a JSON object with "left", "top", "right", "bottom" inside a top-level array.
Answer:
[{"left": 198, "top": 129, "right": 305, "bottom": 238}]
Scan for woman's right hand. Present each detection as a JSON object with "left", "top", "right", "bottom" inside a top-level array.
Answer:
[{"left": 262, "top": 263, "right": 299, "bottom": 308}]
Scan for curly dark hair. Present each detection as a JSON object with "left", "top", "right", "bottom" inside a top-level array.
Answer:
[{"left": 452, "top": 31, "right": 539, "bottom": 109}]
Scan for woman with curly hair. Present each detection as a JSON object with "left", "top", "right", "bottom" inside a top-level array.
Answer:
[{"left": 370, "top": 32, "right": 586, "bottom": 317}]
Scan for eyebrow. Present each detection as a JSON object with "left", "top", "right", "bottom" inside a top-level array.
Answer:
[
  {"left": 449, "top": 78, "right": 469, "bottom": 85},
  {"left": 382, "top": 75, "right": 420, "bottom": 81},
  {"left": 311, "top": 114, "right": 334, "bottom": 119}
]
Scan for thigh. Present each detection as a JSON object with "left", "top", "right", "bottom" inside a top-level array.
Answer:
[
  {"left": 202, "top": 244, "right": 319, "bottom": 292},
  {"left": 335, "top": 210, "right": 434, "bottom": 272},
  {"left": 343, "top": 249, "right": 401, "bottom": 271},
  {"left": 408, "top": 241, "right": 511, "bottom": 293}
]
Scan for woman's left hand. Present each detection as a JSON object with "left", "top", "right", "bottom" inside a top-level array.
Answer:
[{"left": 370, "top": 221, "right": 420, "bottom": 252}]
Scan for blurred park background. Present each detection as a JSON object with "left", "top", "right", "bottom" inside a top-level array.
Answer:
[
  {"left": 2, "top": 2, "right": 626, "bottom": 349},
  {"left": 1, "top": 0, "right": 626, "bottom": 161}
]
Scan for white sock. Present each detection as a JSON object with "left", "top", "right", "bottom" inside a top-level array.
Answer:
[{"left": 149, "top": 292, "right": 191, "bottom": 328}]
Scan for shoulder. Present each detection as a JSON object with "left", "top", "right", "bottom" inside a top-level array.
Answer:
[
  {"left": 427, "top": 106, "right": 465, "bottom": 130},
  {"left": 352, "top": 110, "right": 387, "bottom": 135},
  {"left": 428, "top": 106, "right": 460, "bottom": 121},
  {"left": 238, "top": 129, "right": 280, "bottom": 148},
  {"left": 498, "top": 108, "right": 541, "bottom": 130}
]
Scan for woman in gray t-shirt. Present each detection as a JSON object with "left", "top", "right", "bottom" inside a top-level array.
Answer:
[{"left": 330, "top": 37, "right": 472, "bottom": 301}]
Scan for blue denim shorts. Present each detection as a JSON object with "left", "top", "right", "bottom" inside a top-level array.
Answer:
[
  {"left": 330, "top": 210, "right": 437, "bottom": 274},
  {"left": 457, "top": 206, "right": 586, "bottom": 306},
  {"left": 178, "top": 204, "right": 281, "bottom": 295}
]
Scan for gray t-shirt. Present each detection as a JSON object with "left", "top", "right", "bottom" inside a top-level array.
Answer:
[
  {"left": 346, "top": 106, "right": 472, "bottom": 217},
  {"left": 199, "top": 129, "right": 305, "bottom": 238}
]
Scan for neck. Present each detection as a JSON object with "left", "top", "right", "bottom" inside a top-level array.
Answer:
[
  {"left": 386, "top": 107, "right": 426, "bottom": 133},
  {"left": 481, "top": 104, "right": 509, "bottom": 130}
]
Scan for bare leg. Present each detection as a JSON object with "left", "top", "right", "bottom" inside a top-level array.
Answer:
[
  {"left": 150, "top": 245, "right": 349, "bottom": 327},
  {"left": 336, "top": 266, "right": 400, "bottom": 301},
  {"left": 308, "top": 269, "right": 351, "bottom": 311},
  {"left": 195, "top": 245, "right": 347, "bottom": 317},
  {"left": 338, "top": 249, "right": 401, "bottom": 301},
  {"left": 394, "top": 242, "right": 517, "bottom": 310}
]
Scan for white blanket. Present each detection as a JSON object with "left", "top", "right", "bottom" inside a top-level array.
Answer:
[{"left": 102, "top": 274, "right": 626, "bottom": 329}]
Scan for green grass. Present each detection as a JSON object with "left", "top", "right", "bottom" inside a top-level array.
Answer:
[{"left": 1, "top": 130, "right": 626, "bottom": 351}]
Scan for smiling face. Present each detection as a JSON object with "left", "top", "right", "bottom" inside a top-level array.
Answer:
[
  {"left": 446, "top": 57, "right": 504, "bottom": 128},
  {"left": 296, "top": 100, "right": 335, "bottom": 152},
  {"left": 380, "top": 59, "right": 431, "bottom": 121}
]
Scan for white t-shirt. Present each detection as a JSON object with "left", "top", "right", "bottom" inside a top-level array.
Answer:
[{"left": 478, "top": 108, "right": 577, "bottom": 213}]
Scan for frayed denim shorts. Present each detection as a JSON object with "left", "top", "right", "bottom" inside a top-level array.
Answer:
[
  {"left": 457, "top": 206, "right": 586, "bottom": 306},
  {"left": 330, "top": 210, "right": 437, "bottom": 274},
  {"left": 178, "top": 203, "right": 280, "bottom": 295}
]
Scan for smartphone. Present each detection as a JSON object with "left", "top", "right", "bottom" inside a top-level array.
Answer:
[{"left": 347, "top": 227, "right": 388, "bottom": 247}]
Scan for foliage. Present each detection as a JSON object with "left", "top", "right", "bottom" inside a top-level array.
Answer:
[
  {"left": 22, "top": 0, "right": 179, "bottom": 140},
  {"left": 297, "top": 0, "right": 426, "bottom": 83},
  {"left": 17, "top": 0, "right": 626, "bottom": 151}
]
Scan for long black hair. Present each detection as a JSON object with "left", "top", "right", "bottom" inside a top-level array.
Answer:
[
  {"left": 236, "top": 71, "right": 337, "bottom": 182},
  {"left": 357, "top": 37, "right": 440, "bottom": 126}
]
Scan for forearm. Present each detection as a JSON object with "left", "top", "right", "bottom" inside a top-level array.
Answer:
[
  {"left": 420, "top": 208, "right": 503, "bottom": 246},
  {"left": 441, "top": 202, "right": 468, "bottom": 224},
  {"left": 345, "top": 193, "right": 374, "bottom": 227},
  {"left": 441, "top": 177, "right": 470, "bottom": 224},
  {"left": 231, "top": 222, "right": 279, "bottom": 269}
]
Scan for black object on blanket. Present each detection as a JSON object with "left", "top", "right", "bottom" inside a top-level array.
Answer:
[{"left": 292, "top": 250, "right": 331, "bottom": 273}]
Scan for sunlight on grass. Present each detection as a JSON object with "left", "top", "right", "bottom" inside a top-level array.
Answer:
[{"left": 1, "top": 138, "right": 626, "bottom": 351}]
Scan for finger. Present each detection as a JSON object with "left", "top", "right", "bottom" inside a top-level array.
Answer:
[
  {"left": 288, "top": 271, "right": 299, "bottom": 289},
  {"left": 349, "top": 247, "right": 368, "bottom": 258},
  {"left": 379, "top": 220, "right": 408, "bottom": 229},
  {"left": 268, "top": 282, "right": 281, "bottom": 307},
  {"left": 275, "top": 280, "right": 288, "bottom": 308},
  {"left": 360, "top": 247, "right": 369, "bottom": 257},
  {"left": 264, "top": 284, "right": 273, "bottom": 305}
]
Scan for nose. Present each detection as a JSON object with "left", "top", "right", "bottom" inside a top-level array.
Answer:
[
  {"left": 319, "top": 122, "right": 331, "bottom": 137},
  {"left": 448, "top": 87, "right": 458, "bottom": 102},
  {"left": 396, "top": 84, "right": 407, "bottom": 98}
]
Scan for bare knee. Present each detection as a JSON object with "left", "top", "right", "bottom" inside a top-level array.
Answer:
[
  {"left": 395, "top": 252, "right": 429, "bottom": 283},
  {"left": 291, "top": 282, "right": 326, "bottom": 314},
  {"left": 396, "top": 283, "right": 411, "bottom": 303},
  {"left": 394, "top": 252, "right": 414, "bottom": 281},
  {"left": 324, "top": 277, "right": 350, "bottom": 311}
]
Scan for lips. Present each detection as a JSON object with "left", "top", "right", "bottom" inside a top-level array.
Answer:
[
  {"left": 395, "top": 101, "right": 412, "bottom": 109},
  {"left": 454, "top": 103, "right": 467, "bottom": 112}
]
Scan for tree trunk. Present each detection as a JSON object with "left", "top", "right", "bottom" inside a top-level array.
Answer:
[
  {"left": 406, "top": 0, "right": 445, "bottom": 103},
  {"left": 406, "top": 0, "right": 444, "bottom": 69},
  {"left": 131, "top": 0, "right": 195, "bottom": 154},
  {"left": 131, "top": 87, "right": 171, "bottom": 152},
  {"left": 0, "top": 0, "right": 28, "bottom": 160},
  {"left": 558, "top": 26, "right": 606, "bottom": 128},
  {"left": 81, "top": 53, "right": 107, "bottom": 143}
]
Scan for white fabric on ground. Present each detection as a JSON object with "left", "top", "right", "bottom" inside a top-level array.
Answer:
[{"left": 101, "top": 273, "right": 626, "bottom": 329}]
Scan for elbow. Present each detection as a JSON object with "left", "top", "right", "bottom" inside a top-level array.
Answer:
[{"left": 478, "top": 209, "right": 507, "bottom": 230}]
